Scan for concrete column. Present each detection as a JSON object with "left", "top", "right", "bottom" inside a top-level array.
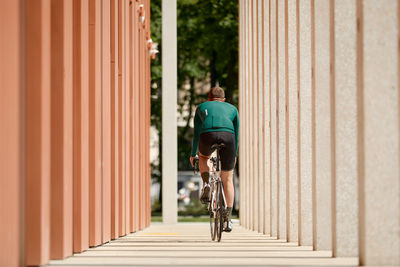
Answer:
[
  {"left": 277, "top": 0, "right": 287, "bottom": 240},
  {"left": 332, "top": 0, "right": 358, "bottom": 257},
  {"left": 298, "top": 0, "right": 313, "bottom": 246},
  {"left": 162, "top": 0, "right": 178, "bottom": 224},
  {"left": 73, "top": 0, "right": 90, "bottom": 253},
  {"left": 239, "top": 0, "right": 244, "bottom": 227},
  {"left": 313, "top": 0, "right": 332, "bottom": 251},
  {"left": 251, "top": 0, "right": 258, "bottom": 232},
  {"left": 245, "top": 0, "right": 250, "bottom": 229},
  {"left": 25, "top": 0, "right": 51, "bottom": 264},
  {"left": 244, "top": 0, "right": 250, "bottom": 229},
  {"left": 359, "top": 1, "right": 400, "bottom": 265},
  {"left": 50, "top": 0, "right": 74, "bottom": 258},
  {"left": 262, "top": 0, "right": 271, "bottom": 236},
  {"left": 248, "top": 0, "right": 254, "bottom": 230},
  {"left": 89, "top": 0, "right": 103, "bottom": 245},
  {"left": 270, "top": 0, "right": 278, "bottom": 238},
  {"left": 110, "top": 0, "right": 120, "bottom": 239},
  {"left": 0, "top": 1, "right": 24, "bottom": 266},
  {"left": 257, "top": 0, "right": 264, "bottom": 234},
  {"left": 287, "top": 0, "right": 298, "bottom": 243}
]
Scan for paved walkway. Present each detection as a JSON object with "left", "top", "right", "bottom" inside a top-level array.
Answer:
[{"left": 44, "top": 222, "right": 358, "bottom": 266}]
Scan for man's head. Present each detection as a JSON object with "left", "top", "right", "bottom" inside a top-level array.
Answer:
[{"left": 208, "top": 86, "right": 226, "bottom": 102}]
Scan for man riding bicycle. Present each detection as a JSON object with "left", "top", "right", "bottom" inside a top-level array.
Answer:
[{"left": 190, "top": 86, "right": 239, "bottom": 232}]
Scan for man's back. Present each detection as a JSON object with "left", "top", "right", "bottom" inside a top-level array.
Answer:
[{"left": 195, "top": 101, "right": 238, "bottom": 134}]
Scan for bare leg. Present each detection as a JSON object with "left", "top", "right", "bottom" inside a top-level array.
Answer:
[
  {"left": 221, "top": 170, "right": 234, "bottom": 207},
  {"left": 198, "top": 152, "right": 210, "bottom": 175}
]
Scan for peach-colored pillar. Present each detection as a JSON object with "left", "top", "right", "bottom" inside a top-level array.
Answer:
[
  {"left": 147, "top": 13, "right": 152, "bottom": 227},
  {"left": 118, "top": 0, "right": 126, "bottom": 236},
  {"left": 102, "top": 0, "right": 112, "bottom": 243},
  {"left": 0, "top": 1, "right": 24, "bottom": 266},
  {"left": 89, "top": 0, "right": 102, "bottom": 246},
  {"left": 50, "top": 0, "right": 74, "bottom": 259},
  {"left": 73, "top": 0, "right": 90, "bottom": 253},
  {"left": 139, "top": 24, "right": 145, "bottom": 230},
  {"left": 134, "top": 0, "right": 141, "bottom": 232},
  {"left": 145, "top": 2, "right": 151, "bottom": 225},
  {"left": 131, "top": 0, "right": 137, "bottom": 233},
  {"left": 128, "top": 1, "right": 133, "bottom": 233},
  {"left": 25, "top": 0, "right": 51, "bottom": 265},
  {"left": 124, "top": 0, "right": 131, "bottom": 235},
  {"left": 110, "top": 0, "right": 120, "bottom": 239}
]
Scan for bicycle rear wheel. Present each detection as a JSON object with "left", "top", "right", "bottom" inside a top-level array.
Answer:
[
  {"left": 209, "top": 188, "right": 216, "bottom": 241},
  {"left": 216, "top": 181, "right": 224, "bottom": 242},
  {"left": 210, "top": 213, "right": 216, "bottom": 240}
]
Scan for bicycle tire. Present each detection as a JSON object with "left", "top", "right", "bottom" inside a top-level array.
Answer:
[
  {"left": 210, "top": 188, "right": 217, "bottom": 241},
  {"left": 210, "top": 213, "right": 215, "bottom": 240},
  {"left": 216, "top": 181, "right": 223, "bottom": 242}
]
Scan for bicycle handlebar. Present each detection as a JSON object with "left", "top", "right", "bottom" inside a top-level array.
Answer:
[{"left": 193, "top": 158, "right": 199, "bottom": 174}]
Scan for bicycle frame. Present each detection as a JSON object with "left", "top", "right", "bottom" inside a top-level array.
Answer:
[{"left": 208, "top": 152, "right": 227, "bottom": 217}]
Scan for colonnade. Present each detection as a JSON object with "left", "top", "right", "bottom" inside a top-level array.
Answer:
[
  {"left": 239, "top": 0, "right": 400, "bottom": 265},
  {"left": 0, "top": 0, "right": 152, "bottom": 266}
]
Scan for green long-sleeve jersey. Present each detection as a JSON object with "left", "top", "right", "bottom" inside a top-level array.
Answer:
[{"left": 191, "top": 101, "right": 240, "bottom": 157}]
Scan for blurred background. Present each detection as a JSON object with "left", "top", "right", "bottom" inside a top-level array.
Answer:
[{"left": 149, "top": 0, "right": 239, "bottom": 221}]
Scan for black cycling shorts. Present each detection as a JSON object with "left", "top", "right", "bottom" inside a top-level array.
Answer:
[{"left": 198, "top": 131, "right": 236, "bottom": 171}]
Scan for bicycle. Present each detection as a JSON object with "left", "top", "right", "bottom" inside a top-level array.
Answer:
[{"left": 193, "top": 143, "right": 227, "bottom": 242}]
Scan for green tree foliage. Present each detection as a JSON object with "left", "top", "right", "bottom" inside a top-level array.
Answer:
[{"left": 150, "top": 0, "right": 238, "bottom": 180}]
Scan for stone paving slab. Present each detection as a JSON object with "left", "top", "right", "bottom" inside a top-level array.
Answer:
[{"left": 43, "top": 223, "right": 359, "bottom": 267}]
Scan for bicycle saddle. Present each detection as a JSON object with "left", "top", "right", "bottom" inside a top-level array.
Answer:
[{"left": 211, "top": 143, "right": 225, "bottom": 150}]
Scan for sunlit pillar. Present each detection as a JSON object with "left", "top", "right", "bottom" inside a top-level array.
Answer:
[
  {"left": 359, "top": 1, "right": 400, "bottom": 265},
  {"left": 298, "top": 0, "right": 313, "bottom": 246},
  {"left": 262, "top": 0, "right": 271, "bottom": 236},
  {"left": 332, "top": 0, "right": 358, "bottom": 257},
  {"left": 270, "top": 0, "right": 278, "bottom": 238},
  {"left": 277, "top": 0, "right": 287, "bottom": 240},
  {"left": 287, "top": 0, "right": 298, "bottom": 243},
  {"left": 251, "top": 0, "right": 258, "bottom": 232},
  {"left": 313, "top": 0, "right": 332, "bottom": 251},
  {"left": 162, "top": 0, "right": 178, "bottom": 224},
  {"left": 256, "top": 0, "right": 264, "bottom": 234},
  {"left": 245, "top": 0, "right": 250, "bottom": 229}
]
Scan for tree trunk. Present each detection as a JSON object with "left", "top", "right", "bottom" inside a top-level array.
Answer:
[{"left": 210, "top": 50, "right": 218, "bottom": 87}]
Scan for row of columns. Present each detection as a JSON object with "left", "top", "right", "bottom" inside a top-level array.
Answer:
[
  {"left": 0, "top": 0, "right": 152, "bottom": 266},
  {"left": 239, "top": 0, "right": 400, "bottom": 265}
]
